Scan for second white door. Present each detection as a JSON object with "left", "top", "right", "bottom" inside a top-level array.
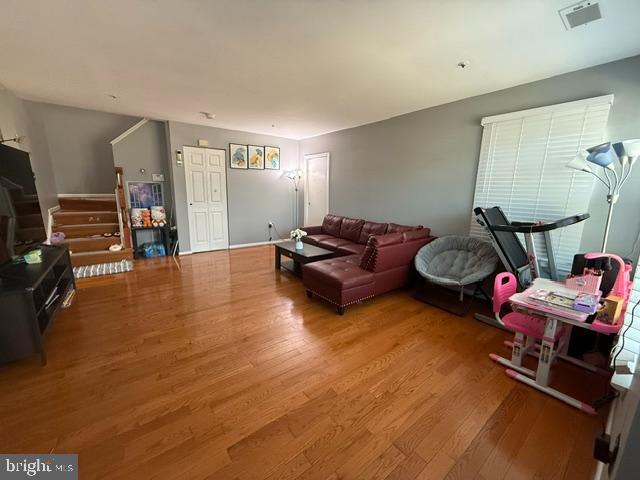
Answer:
[
  {"left": 304, "top": 152, "right": 330, "bottom": 225},
  {"left": 184, "top": 146, "right": 229, "bottom": 252}
]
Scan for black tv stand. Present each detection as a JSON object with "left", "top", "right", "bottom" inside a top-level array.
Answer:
[{"left": 0, "top": 245, "right": 75, "bottom": 365}]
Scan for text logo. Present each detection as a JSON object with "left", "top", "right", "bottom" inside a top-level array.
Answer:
[{"left": 1, "top": 455, "right": 77, "bottom": 479}]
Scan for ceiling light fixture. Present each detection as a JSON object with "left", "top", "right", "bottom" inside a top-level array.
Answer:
[
  {"left": 200, "top": 112, "right": 216, "bottom": 120},
  {"left": 457, "top": 60, "right": 470, "bottom": 69}
]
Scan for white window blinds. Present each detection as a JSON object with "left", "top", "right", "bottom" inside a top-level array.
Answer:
[{"left": 470, "top": 95, "right": 613, "bottom": 275}]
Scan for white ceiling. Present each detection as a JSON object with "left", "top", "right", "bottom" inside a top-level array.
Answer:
[{"left": 1, "top": 0, "right": 639, "bottom": 139}]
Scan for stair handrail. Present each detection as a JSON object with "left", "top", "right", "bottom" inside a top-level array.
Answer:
[{"left": 114, "top": 167, "right": 132, "bottom": 249}]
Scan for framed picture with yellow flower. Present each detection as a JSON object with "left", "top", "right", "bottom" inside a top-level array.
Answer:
[
  {"left": 248, "top": 145, "right": 265, "bottom": 169},
  {"left": 265, "top": 146, "right": 280, "bottom": 170}
]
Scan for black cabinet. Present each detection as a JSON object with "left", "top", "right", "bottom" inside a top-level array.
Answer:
[
  {"left": 0, "top": 245, "right": 75, "bottom": 365},
  {"left": 131, "top": 225, "right": 172, "bottom": 259}
]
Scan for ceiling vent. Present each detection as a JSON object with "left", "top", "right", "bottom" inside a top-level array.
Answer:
[{"left": 559, "top": 1, "right": 603, "bottom": 29}]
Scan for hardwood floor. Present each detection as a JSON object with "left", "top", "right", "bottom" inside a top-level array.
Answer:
[{"left": 0, "top": 246, "right": 604, "bottom": 479}]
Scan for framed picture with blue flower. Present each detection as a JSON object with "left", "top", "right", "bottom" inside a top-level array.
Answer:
[
  {"left": 229, "top": 144, "right": 248, "bottom": 169},
  {"left": 265, "top": 146, "right": 280, "bottom": 170},
  {"left": 248, "top": 145, "right": 265, "bottom": 169}
]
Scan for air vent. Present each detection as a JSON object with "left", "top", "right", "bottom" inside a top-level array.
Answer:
[{"left": 559, "top": 1, "right": 603, "bottom": 29}]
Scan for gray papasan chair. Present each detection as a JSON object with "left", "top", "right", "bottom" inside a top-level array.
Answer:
[{"left": 414, "top": 235, "right": 498, "bottom": 314}]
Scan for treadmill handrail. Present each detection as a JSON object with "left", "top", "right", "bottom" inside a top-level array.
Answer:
[{"left": 491, "top": 213, "right": 590, "bottom": 233}]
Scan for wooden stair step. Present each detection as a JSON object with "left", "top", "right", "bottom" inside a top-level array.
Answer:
[
  {"left": 70, "top": 248, "right": 133, "bottom": 267},
  {"left": 64, "top": 236, "right": 121, "bottom": 253},
  {"left": 53, "top": 211, "right": 118, "bottom": 226},
  {"left": 55, "top": 223, "right": 120, "bottom": 239},
  {"left": 58, "top": 196, "right": 117, "bottom": 211}
]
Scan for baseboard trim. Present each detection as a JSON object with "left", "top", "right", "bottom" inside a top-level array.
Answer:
[
  {"left": 57, "top": 193, "right": 116, "bottom": 198},
  {"left": 229, "top": 239, "right": 284, "bottom": 250},
  {"left": 180, "top": 240, "right": 283, "bottom": 255}
]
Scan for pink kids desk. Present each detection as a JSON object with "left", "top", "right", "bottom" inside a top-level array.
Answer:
[{"left": 490, "top": 276, "right": 624, "bottom": 414}]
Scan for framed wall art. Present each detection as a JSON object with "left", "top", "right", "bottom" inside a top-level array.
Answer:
[
  {"left": 248, "top": 145, "right": 265, "bottom": 169},
  {"left": 265, "top": 146, "right": 280, "bottom": 170},
  {"left": 229, "top": 144, "right": 248, "bottom": 169}
]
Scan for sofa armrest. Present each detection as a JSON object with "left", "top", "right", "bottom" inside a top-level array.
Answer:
[
  {"left": 365, "top": 236, "right": 435, "bottom": 272},
  {"left": 303, "top": 225, "right": 323, "bottom": 235}
]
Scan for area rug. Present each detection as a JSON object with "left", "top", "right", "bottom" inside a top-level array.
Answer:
[{"left": 73, "top": 260, "right": 134, "bottom": 279}]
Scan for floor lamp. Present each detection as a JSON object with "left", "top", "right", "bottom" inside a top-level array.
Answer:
[
  {"left": 285, "top": 169, "right": 303, "bottom": 228},
  {"left": 567, "top": 139, "right": 640, "bottom": 252}
]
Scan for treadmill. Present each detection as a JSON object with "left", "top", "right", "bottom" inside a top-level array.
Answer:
[{"left": 473, "top": 206, "right": 590, "bottom": 327}]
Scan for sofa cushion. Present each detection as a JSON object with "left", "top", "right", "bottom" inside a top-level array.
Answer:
[
  {"left": 358, "top": 221, "right": 388, "bottom": 244},
  {"left": 371, "top": 232, "right": 404, "bottom": 247},
  {"left": 303, "top": 257, "right": 374, "bottom": 289},
  {"left": 321, "top": 214, "right": 343, "bottom": 237},
  {"left": 341, "top": 254, "right": 363, "bottom": 265},
  {"left": 302, "top": 225, "right": 323, "bottom": 236},
  {"left": 402, "top": 229, "right": 431, "bottom": 242},
  {"left": 360, "top": 233, "right": 402, "bottom": 270},
  {"left": 304, "top": 234, "right": 334, "bottom": 246},
  {"left": 339, "top": 217, "right": 365, "bottom": 242},
  {"left": 387, "top": 223, "right": 423, "bottom": 234},
  {"left": 317, "top": 237, "right": 352, "bottom": 251},
  {"left": 360, "top": 240, "right": 376, "bottom": 270},
  {"left": 336, "top": 242, "right": 366, "bottom": 256}
]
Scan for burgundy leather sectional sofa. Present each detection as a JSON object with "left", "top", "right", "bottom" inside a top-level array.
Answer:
[{"left": 302, "top": 214, "right": 435, "bottom": 314}]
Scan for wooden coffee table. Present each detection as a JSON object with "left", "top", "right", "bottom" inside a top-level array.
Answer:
[{"left": 274, "top": 241, "right": 334, "bottom": 277}]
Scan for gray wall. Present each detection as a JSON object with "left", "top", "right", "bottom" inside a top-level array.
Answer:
[
  {"left": 0, "top": 88, "right": 58, "bottom": 226},
  {"left": 300, "top": 55, "right": 640, "bottom": 260},
  {"left": 24, "top": 101, "right": 139, "bottom": 194},
  {"left": 112, "top": 120, "right": 173, "bottom": 218},
  {"left": 167, "top": 121, "right": 300, "bottom": 248}
]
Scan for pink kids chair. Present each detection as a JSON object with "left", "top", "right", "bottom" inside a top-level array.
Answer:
[{"left": 489, "top": 272, "right": 569, "bottom": 377}]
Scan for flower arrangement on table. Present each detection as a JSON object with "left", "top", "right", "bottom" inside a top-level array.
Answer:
[{"left": 290, "top": 229, "right": 307, "bottom": 250}]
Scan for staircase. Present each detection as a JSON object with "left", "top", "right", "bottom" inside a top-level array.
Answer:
[{"left": 53, "top": 195, "right": 133, "bottom": 267}]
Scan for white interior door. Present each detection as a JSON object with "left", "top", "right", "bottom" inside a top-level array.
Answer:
[
  {"left": 304, "top": 152, "right": 330, "bottom": 225},
  {"left": 184, "top": 146, "right": 229, "bottom": 252}
]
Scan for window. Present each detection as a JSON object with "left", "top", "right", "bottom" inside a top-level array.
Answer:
[
  {"left": 612, "top": 265, "right": 640, "bottom": 386},
  {"left": 470, "top": 95, "right": 613, "bottom": 275}
]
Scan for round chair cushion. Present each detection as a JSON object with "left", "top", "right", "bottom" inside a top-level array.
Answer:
[{"left": 415, "top": 235, "right": 498, "bottom": 287}]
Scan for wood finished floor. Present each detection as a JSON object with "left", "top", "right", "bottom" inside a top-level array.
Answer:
[{"left": 0, "top": 246, "right": 604, "bottom": 479}]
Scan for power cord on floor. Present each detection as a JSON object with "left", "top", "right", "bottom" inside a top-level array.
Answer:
[
  {"left": 268, "top": 222, "right": 288, "bottom": 242},
  {"left": 611, "top": 296, "right": 639, "bottom": 369},
  {"left": 593, "top": 296, "right": 640, "bottom": 412}
]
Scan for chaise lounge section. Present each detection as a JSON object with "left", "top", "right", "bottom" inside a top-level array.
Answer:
[{"left": 302, "top": 214, "right": 435, "bottom": 314}]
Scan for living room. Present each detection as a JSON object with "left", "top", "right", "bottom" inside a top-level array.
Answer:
[{"left": 1, "top": 1, "right": 640, "bottom": 479}]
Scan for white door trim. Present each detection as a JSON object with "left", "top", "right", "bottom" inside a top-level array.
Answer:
[
  {"left": 304, "top": 152, "right": 330, "bottom": 226},
  {"left": 183, "top": 146, "right": 230, "bottom": 252}
]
